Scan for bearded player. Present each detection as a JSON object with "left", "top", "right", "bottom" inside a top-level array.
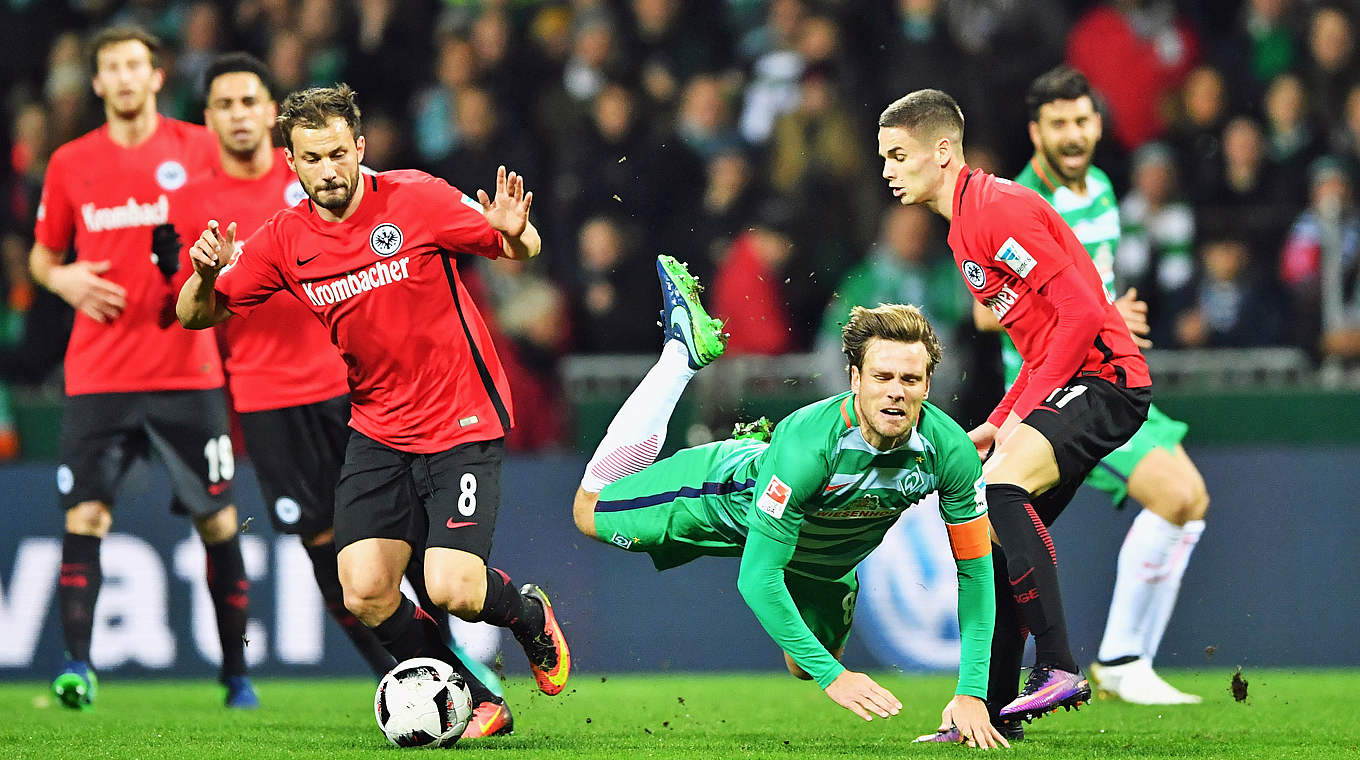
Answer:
[
  {"left": 176, "top": 85, "right": 567, "bottom": 738},
  {"left": 981, "top": 66, "right": 1206, "bottom": 704}
]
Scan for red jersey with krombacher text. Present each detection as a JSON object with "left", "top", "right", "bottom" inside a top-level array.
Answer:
[
  {"left": 945, "top": 166, "right": 1150, "bottom": 420},
  {"left": 213, "top": 169, "right": 512, "bottom": 453},
  {"left": 172, "top": 149, "right": 349, "bottom": 413},
  {"left": 35, "top": 117, "right": 223, "bottom": 395}
]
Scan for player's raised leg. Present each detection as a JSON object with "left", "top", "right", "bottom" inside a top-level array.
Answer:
[
  {"left": 1092, "top": 443, "right": 1207, "bottom": 704},
  {"left": 575, "top": 255, "right": 727, "bottom": 530}
]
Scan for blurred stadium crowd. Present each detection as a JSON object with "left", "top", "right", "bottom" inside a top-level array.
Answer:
[{"left": 1, "top": 0, "right": 1359, "bottom": 457}]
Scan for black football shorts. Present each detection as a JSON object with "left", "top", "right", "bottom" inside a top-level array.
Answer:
[
  {"left": 57, "top": 389, "right": 235, "bottom": 517},
  {"left": 1022, "top": 374, "right": 1151, "bottom": 525},
  {"left": 333, "top": 432, "right": 503, "bottom": 559},
  {"left": 238, "top": 394, "right": 351, "bottom": 537}
]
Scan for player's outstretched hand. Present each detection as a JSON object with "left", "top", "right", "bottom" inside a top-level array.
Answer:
[
  {"left": 48, "top": 259, "right": 126, "bottom": 323},
  {"left": 967, "top": 422, "right": 997, "bottom": 461},
  {"left": 938, "top": 695, "right": 1011, "bottom": 749},
  {"left": 477, "top": 164, "right": 533, "bottom": 239},
  {"left": 824, "top": 670, "right": 902, "bottom": 721},
  {"left": 189, "top": 220, "right": 237, "bottom": 280},
  {"left": 1114, "top": 287, "right": 1152, "bottom": 348}
]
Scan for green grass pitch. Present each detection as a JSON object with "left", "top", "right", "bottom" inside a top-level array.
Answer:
[{"left": 3, "top": 669, "right": 1357, "bottom": 759}]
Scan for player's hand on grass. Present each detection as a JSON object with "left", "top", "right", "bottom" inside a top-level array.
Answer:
[
  {"left": 938, "top": 695, "right": 1010, "bottom": 749},
  {"left": 824, "top": 670, "right": 901, "bottom": 721},
  {"left": 477, "top": 165, "right": 533, "bottom": 239},
  {"left": 968, "top": 422, "right": 997, "bottom": 461},
  {"left": 48, "top": 259, "right": 126, "bottom": 323},
  {"left": 189, "top": 220, "right": 237, "bottom": 281},
  {"left": 1114, "top": 287, "right": 1152, "bottom": 348}
]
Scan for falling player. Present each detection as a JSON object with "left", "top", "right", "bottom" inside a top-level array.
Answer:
[{"left": 573, "top": 256, "right": 1010, "bottom": 749}]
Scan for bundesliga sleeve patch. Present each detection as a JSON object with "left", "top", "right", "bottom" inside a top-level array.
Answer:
[
  {"left": 757, "top": 475, "right": 792, "bottom": 520},
  {"left": 460, "top": 193, "right": 485, "bottom": 213},
  {"left": 995, "top": 237, "right": 1038, "bottom": 278}
]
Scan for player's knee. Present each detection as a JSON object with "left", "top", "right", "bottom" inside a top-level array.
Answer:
[
  {"left": 424, "top": 569, "right": 485, "bottom": 620},
  {"left": 65, "top": 501, "right": 112, "bottom": 536},
  {"left": 342, "top": 579, "right": 401, "bottom": 627},
  {"left": 784, "top": 652, "right": 814, "bottom": 680},
  {"left": 1151, "top": 478, "right": 1209, "bottom": 525},
  {"left": 572, "top": 488, "right": 599, "bottom": 539},
  {"left": 195, "top": 505, "right": 238, "bottom": 544}
]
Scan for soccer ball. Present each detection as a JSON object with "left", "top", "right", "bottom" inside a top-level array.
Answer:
[{"left": 374, "top": 657, "right": 474, "bottom": 748}]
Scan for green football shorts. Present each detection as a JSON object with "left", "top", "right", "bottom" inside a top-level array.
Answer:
[
  {"left": 592, "top": 439, "right": 857, "bottom": 651},
  {"left": 1085, "top": 402, "right": 1189, "bottom": 507}
]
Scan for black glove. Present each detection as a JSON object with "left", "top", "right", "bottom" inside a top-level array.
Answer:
[{"left": 151, "top": 223, "right": 182, "bottom": 279}]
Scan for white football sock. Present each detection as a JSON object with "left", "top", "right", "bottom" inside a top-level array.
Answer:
[
  {"left": 579, "top": 340, "right": 695, "bottom": 493},
  {"left": 1142, "top": 519, "right": 1204, "bottom": 661},
  {"left": 1096, "top": 509, "right": 1183, "bottom": 663}
]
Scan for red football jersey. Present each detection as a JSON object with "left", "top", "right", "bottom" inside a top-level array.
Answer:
[
  {"left": 213, "top": 169, "right": 513, "bottom": 453},
  {"left": 35, "top": 117, "right": 223, "bottom": 395},
  {"left": 172, "top": 150, "right": 349, "bottom": 413},
  {"left": 946, "top": 166, "right": 1150, "bottom": 421}
]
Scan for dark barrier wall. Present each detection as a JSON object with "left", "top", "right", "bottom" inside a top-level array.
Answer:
[{"left": 1, "top": 447, "right": 1357, "bottom": 680}]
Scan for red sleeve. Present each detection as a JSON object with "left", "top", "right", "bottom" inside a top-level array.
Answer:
[
  {"left": 34, "top": 150, "right": 74, "bottom": 251},
  {"left": 422, "top": 175, "right": 505, "bottom": 259},
  {"left": 213, "top": 221, "right": 288, "bottom": 317},
  {"left": 984, "top": 196, "right": 1070, "bottom": 294},
  {"left": 1008, "top": 265, "right": 1106, "bottom": 420}
]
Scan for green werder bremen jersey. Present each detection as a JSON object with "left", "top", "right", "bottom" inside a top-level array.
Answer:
[{"left": 1004, "top": 159, "right": 1121, "bottom": 384}]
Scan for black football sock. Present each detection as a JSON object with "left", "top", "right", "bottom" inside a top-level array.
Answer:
[
  {"left": 58, "top": 533, "right": 102, "bottom": 663},
  {"left": 474, "top": 567, "right": 543, "bottom": 642},
  {"left": 204, "top": 534, "right": 250, "bottom": 680},
  {"left": 987, "top": 544, "right": 1026, "bottom": 719},
  {"left": 372, "top": 595, "right": 496, "bottom": 704},
  {"left": 304, "top": 541, "right": 394, "bottom": 677},
  {"left": 985, "top": 484, "right": 1079, "bottom": 674}
]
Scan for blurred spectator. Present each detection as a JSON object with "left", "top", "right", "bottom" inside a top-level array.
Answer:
[
  {"left": 412, "top": 33, "right": 477, "bottom": 164},
  {"left": 737, "top": 0, "right": 805, "bottom": 145},
  {"left": 431, "top": 87, "right": 538, "bottom": 205},
  {"left": 1300, "top": 4, "right": 1358, "bottom": 134},
  {"left": 1197, "top": 116, "right": 1292, "bottom": 259},
  {"left": 44, "top": 32, "right": 92, "bottom": 146},
  {"left": 1262, "top": 72, "right": 1324, "bottom": 203},
  {"left": 1331, "top": 83, "right": 1360, "bottom": 161},
  {"left": 1210, "top": 0, "right": 1301, "bottom": 106},
  {"left": 267, "top": 29, "right": 309, "bottom": 95},
  {"left": 348, "top": 0, "right": 433, "bottom": 117},
  {"left": 880, "top": 0, "right": 985, "bottom": 125},
  {"left": 711, "top": 201, "right": 797, "bottom": 355},
  {"left": 1068, "top": 0, "right": 1199, "bottom": 151},
  {"left": 817, "top": 204, "right": 968, "bottom": 349},
  {"left": 1117, "top": 142, "right": 1197, "bottom": 345},
  {"left": 693, "top": 147, "right": 764, "bottom": 277},
  {"left": 1175, "top": 236, "right": 1282, "bottom": 348},
  {"left": 534, "top": 13, "right": 625, "bottom": 153},
  {"left": 567, "top": 216, "right": 659, "bottom": 354},
  {"left": 485, "top": 260, "right": 573, "bottom": 452},
  {"left": 359, "top": 110, "right": 413, "bottom": 172},
  {"left": 1280, "top": 156, "right": 1360, "bottom": 359},
  {"left": 676, "top": 73, "right": 743, "bottom": 161},
  {"left": 296, "top": 0, "right": 348, "bottom": 89},
  {"left": 162, "top": 2, "right": 221, "bottom": 117},
  {"left": 626, "top": 0, "right": 725, "bottom": 111},
  {"left": 767, "top": 61, "right": 872, "bottom": 275},
  {"left": 1167, "top": 65, "right": 1230, "bottom": 201},
  {"left": 551, "top": 81, "right": 703, "bottom": 273}
]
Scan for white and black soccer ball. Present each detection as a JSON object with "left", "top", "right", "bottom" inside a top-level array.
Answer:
[{"left": 374, "top": 657, "right": 474, "bottom": 748}]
